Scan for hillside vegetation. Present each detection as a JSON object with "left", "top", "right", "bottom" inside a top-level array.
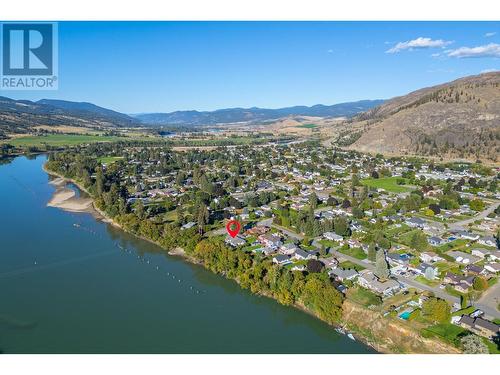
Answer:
[{"left": 347, "top": 72, "right": 500, "bottom": 162}]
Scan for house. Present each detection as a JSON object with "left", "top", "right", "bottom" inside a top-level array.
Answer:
[
  {"left": 478, "top": 236, "right": 496, "bottom": 247},
  {"left": 472, "top": 318, "right": 500, "bottom": 339},
  {"left": 258, "top": 233, "right": 283, "bottom": 249},
  {"left": 459, "top": 316, "right": 500, "bottom": 340},
  {"left": 443, "top": 272, "right": 475, "bottom": 286},
  {"left": 357, "top": 270, "right": 401, "bottom": 296},
  {"left": 320, "top": 257, "right": 339, "bottom": 269},
  {"left": 387, "top": 253, "right": 410, "bottom": 267},
  {"left": 291, "top": 264, "right": 306, "bottom": 272},
  {"left": 471, "top": 248, "right": 492, "bottom": 259},
  {"left": 252, "top": 246, "right": 275, "bottom": 256},
  {"left": 415, "top": 263, "right": 439, "bottom": 279},
  {"left": 280, "top": 243, "right": 299, "bottom": 255},
  {"left": 293, "top": 249, "right": 316, "bottom": 261},
  {"left": 350, "top": 222, "right": 363, "bottom": 232},
  {"left": 405, "top": 217, "right": 427, "bottom": 229},
  {"left": 181, "top": 221, "right": 197, "bottom": 230},
  {"left": 455, "top": 230, "right": 480, "bottom": 241},
  {"left": 347, "top": 239, "right": 362, "bottom": 249},
  {"left": 484, "top": 263, "right": 500, "bottom": 274},
  {"left": 454, "top": 282, "right": 471, "bottom": 293},
  {"left": 447, "top": 251, "right": 480, "bottom": 264},
  {"left": 328, "top": 268, "right": 359, "bottom": 282},
  {"left": 489, "top": 251, "right": 500, "bottom": 261},
  {"left": 420, "top": 251, "right": 442, "bottom": 263},
  {"left": 272, "top": 254, "right": 291, "bottom": 266},
  {"left": 465, "top": 264, "right": 485, "bottom": 275},
  {"left": 323, "top": 232, "right": 343, "bottom": 242},
  {"left": 225, "top": 235, "right": 246, "bottom": 247},
  {"left": 428, "top": 236, "right": 443, "bottom": 246},
  {"left": 240, "top": 207, "right": 250, "bottom": 220},
  {"left": 246, "top": 225, "right": 269, "bottom": 236}
]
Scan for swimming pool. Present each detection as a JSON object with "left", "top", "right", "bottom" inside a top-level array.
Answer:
[{"left": 399, "top": 311, "right": 411, "bottom": 320}]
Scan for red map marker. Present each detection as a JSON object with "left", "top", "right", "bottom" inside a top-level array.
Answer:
[{"left": 226, "top": 219, "right": 241, "bottom": 238}]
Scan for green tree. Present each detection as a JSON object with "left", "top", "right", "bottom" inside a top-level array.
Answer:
[
  {"left": 367, "top": 243, "right": 376, "bottom": 262},
  {"left": 410, "top": 231, "right": 428, "bottom": 252},
  {"left": 197, "top": 203, "right": 210, "bottom": 234},
  {"left": 374, "top": 249, "right": 390, "bottom": 280},
  {"left": 469, "top": 199, "right": 485, "bottom": 212},
  {"left": 334, "top": 217, "right": 350, "bottom": 237},
  {"left": 135, "top": 199, "right": 145, "bottom": 220},
  {"left": 473, "top": 276, "right": 488, "bottom": 291},
  {"left": 309, "top": 192, "right": 318, "bottom": 210},
  {"left": 422, "top": 297, "right": 451, "bottom": 323}
]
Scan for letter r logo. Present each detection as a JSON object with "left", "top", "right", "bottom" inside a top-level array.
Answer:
[{"left": 2, "top": 23, "right": 53, "bottom": 76}]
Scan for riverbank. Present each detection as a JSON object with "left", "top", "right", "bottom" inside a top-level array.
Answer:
[{"left": 42, "top": 162, "right": 460, "bottom": 354}]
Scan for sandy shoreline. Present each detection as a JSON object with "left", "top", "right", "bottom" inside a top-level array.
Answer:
[{"left": 46, "top": 173, "right": 94, "bottom": 213}]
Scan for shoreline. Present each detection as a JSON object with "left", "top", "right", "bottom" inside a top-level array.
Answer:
[{"left": 42, "top": 162, "right": 459, "bottom": 354}]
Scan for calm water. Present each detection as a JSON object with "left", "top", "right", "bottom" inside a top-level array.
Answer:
[{"left": 0, "top": 155, "right": 374, "bottom": 353}]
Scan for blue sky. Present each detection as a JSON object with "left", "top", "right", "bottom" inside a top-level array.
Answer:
[{"left": 3, "top": 21, "right": 499, "bottom": 113}]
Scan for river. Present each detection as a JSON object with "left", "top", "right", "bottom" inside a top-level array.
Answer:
[{"left": 0, "top": 155, "right": 374, "bottom": 353}]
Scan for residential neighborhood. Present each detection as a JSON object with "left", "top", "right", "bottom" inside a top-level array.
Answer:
[{"left": 46, "top": 141, "right": 500, "bottom": 353}]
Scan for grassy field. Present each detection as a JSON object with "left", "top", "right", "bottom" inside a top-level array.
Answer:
[
  {"left": 360, "top": 177, "right": 413, "bottom": 193},
  {"left": 98, "top": 156, "right": 124, "bottom": 165},
  {"left": 338, "top": 246, "right": 367, "bottom": 260},
  {"left": 4, "top": 134, "right": 145, "bottom": 147},
  {"left": 347, "top": 287, "right": 382, "bottom": 307},
  {"left": 295, "top": 123, "right": 317, "bottom": 129},
  {"left": 339, "top": 260, "right": 365, "bottom": 271}
]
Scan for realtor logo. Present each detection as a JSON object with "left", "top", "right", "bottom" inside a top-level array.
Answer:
[{"left": 1, "top": 22, "right": 58, "bottom": 90}]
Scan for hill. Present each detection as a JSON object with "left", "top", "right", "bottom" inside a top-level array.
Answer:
[
  {"left": 133, "top": 100, "right": 384, "bottom": 126},
  {"left": 0, "top": 97, "right": 139, "bottom": 138},
  {"left": 346, "top": 72, "right": 500, "bottom": 162}
]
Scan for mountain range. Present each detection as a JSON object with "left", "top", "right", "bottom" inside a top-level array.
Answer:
[
  {"left": 1, "top": 71, "right": 498, "bottom": 162},
  {"left": 131, "top": 100, "right": 385, "bottom": 126},
  {"left": 0, "top": 97, "right": 139, "bottom": 135}
]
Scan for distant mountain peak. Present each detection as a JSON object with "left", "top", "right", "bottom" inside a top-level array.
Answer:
[{"left": 132, "top": 99, "right": 385, "bottom": 126}]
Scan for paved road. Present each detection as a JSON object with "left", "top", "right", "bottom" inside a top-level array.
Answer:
[
  {"left": 329, "top": 248, "right": 500, "bottom": 319},
  {"left": 477, "top": 281, "right": 500, "bottom": 319},
  {"left": 328, "top": 249, "right": 461, "bottom": 303},
  {"left": 213, "top": 215, "right": 500, "bottom": 318},
  {"left": 450, "top": 200, "right": 499, "bottom": 230}
]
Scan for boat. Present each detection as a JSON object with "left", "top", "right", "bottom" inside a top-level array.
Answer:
[
  {"left": 347, "top": 333, "right": 356, "bottom": 341},
  {"left": 335, "top": 327, "right": 345, "bottom": 334}
]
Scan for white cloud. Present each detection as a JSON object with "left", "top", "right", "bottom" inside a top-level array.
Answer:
[
  {"left": 431, "top": 53, "right": 441, "bottom": 57},
  {"left": 386, "top": 37, "right": 453, "bottom": 53},
  {"left": 485, "top": 32, "right": 497, "bottom": 37},
  {"left": 447, "top": 43, "right": 500, "bottom": 58},
  {"left": 480, "top": 68, "right": 498, "bottom": 73}
]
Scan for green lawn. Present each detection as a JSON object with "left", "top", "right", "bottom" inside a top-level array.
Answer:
[
  {"left": 360, "top": 177, "right": 413, "bottom": 193},
  {"left": 98, "top": 156, "right": 124, "bottom": 165},
  {"left": 436, "top": 239, "right": 468, "bottom": 253},
  {"left": 338, "top": 246, "right": 367, "bottom": 260},
  {"left": 295, "top": 123, "right": 317, "bottom": 129},
  {"left": 415, "top": 275, "right": 440, "bottom": 287},
  {"left": 423, "top": 323, "right": 467, "bottom": 346},
  {"left": 398, "top": 229, "right": 423, "bottom": 247},
  {"left": 348, "top": 287, "right": 383, "bottom": 307},
  {"left": 452, "top": 306, "right": 476, "bottom": 317},
  {"left": 339, "top": 261, "right": 365, "bottom": 271},
  {"left": 5, "top": 134, "right": 143, "bottom": 147},
  {"left": 164, "top": 210, "right": 178, "bottom": 222}
]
